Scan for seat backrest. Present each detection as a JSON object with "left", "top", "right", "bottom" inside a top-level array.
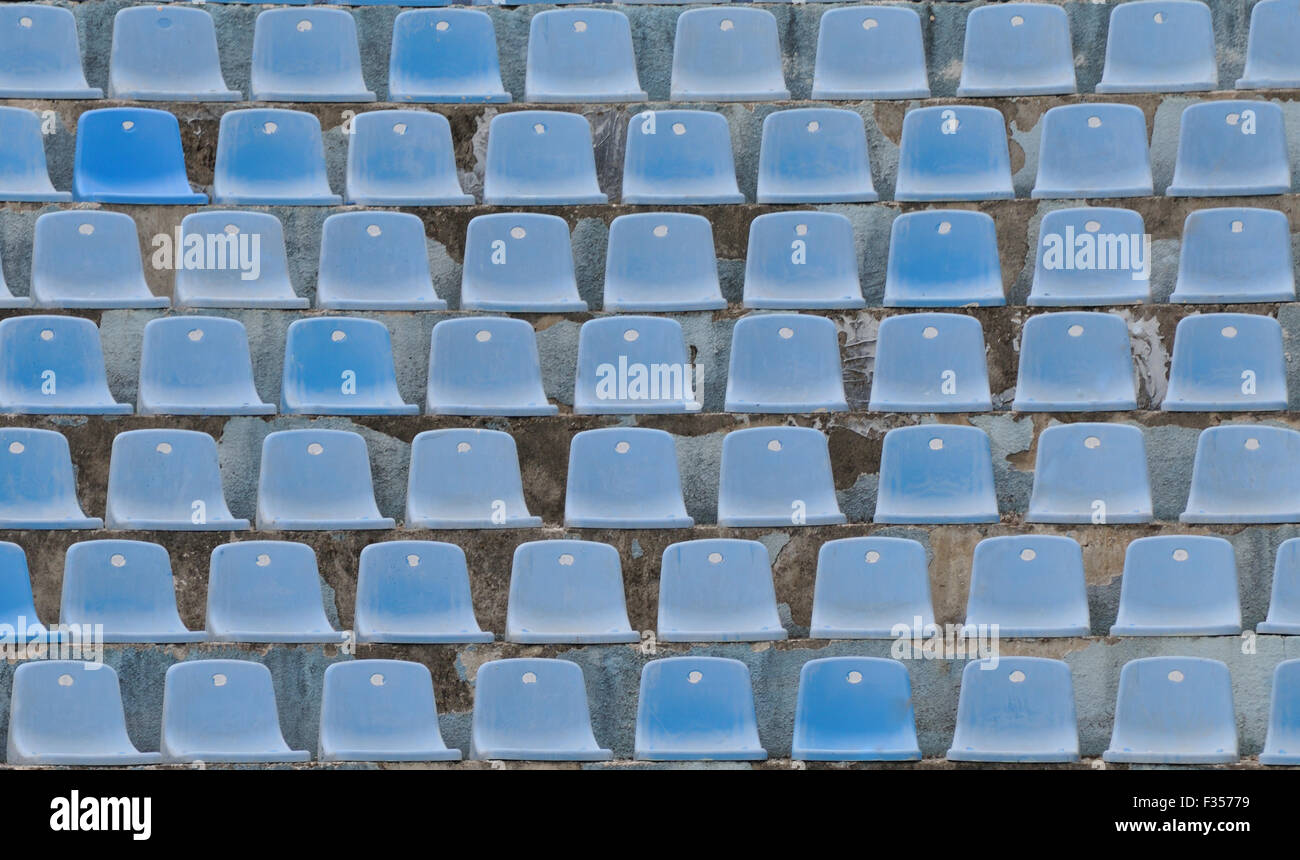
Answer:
[
  {"left": 874, "top": 425, "right": 999, "bottom": 523},
  {"left": 717, "top": 427, "right": 843, "bottom": 527}
]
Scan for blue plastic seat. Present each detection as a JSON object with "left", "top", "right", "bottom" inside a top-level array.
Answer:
[
  {"left": 251, "top": 9, "right": 374, "bottom": 102},
  {"left": 355, "top": 541, "right": 492, "bottom": 644},
  {"left": 811, "top": 537, "right": 935, "bottom": 639},
  {"left": 0, "top": 428, "right": 100, "bottom": 529},
  {"left": 947, "top": 658, "right": 1079, "bottom": 762},
  {"left": 0, "top": 5, "right": 101, "bottom": 99},
  {"left": 460, "top": 213, "right": 586, "bottom": 311},
  {"left": 138, "top": 317, "right": 273, "bottom": 416},
  {"left": 874, "top": 425, "right": 999, "bottom": 524},
  {"left": 257, "top": 429, "right": 395, "bottom": 530},
  {"left": 345, "top": 110, "right": 471, "bottom": 206},
  {"left": 31, "top": 211, "right": 166, "bottom": 309},
  {"left": 1111, "top": 536, "right": 1241, "bottom": 636},
  {"left": 603, "top": 213, "right": 725, "bottom": 311},
  {"left": 207, "top": 541, "right": 348, "bottom": 644},
  {"left": 1032, "top": 104, "right": 1153, "bottom": 198},
  {"left": 1013, "top": 312, "right": 1136, "bottom": 411},
  {"left": 621, "top": 110, "right": 744, "bottom": 205},
  {"left": 1259, "top": 538, "right": 1300, "bottom": 635},
  {"left": 0, "top": 543, "right": 51, "bottom": 642},
  {"left": 658, "top": 539, "right": 785, "bottom": 643},
  {"left": 1181, "top": 425, "right": 1300, "bottom": 523},
  {"left": 869, "top": 313, "right": 991, "bottom": 412},
  {"left": 0, "top": 107, "right": 70, "bottom": 202},
  {"left": 756, "top": 108, "right": 877, "bottom": 204},
  {"left": 318, "top": 212, "right": 447, "bottom": 310},
  {"left": 957, "top": 3, "right": 1076, "bottom": 96},
  {"left": 1103, "top": 657, "right": 1238, "bottom": 764},
  {"left": 507, "top": 540, "right": 637, "bottom": 644},
  {"left": 407, "top": 429, "right": 542, "bottom": 529},
  {"left": 718, "top": 427, "right": 845, "bottom": 527},
  {"left": 483, "top": 111, "right": 605, "bottom": 205},
  {"left": 73, "top": 108, "right": 206, "bottom": 204},
  {"left": 1261, "top": 660, "right": 1300, "bottom": 764},
  {"left": 1237, "top": 0, "right": 1300, "bottom": 88},
  {"left": 471, "top": 658, "right": 611, "bottom": 761},
  {"left": 0, "top": 316, "right": 130, "bottom": 414},
  {"left": 725, "top": 314, "right": 847, "bottom": 413},
  {"left": 281, "top": 318, "right": 417, "bottom": 416},
  {"left": 565, "top": 428, "right": 692, "bottom": 529},
  {"left": 964, "top": 536, "right": 1090, "bottom": 637},
  {"left": 1172, "top": 208, "right": 1296, "bottom": 303},
  {"left": 670, "top": 8, "right": 788, "bottom": 101},
  {"left": 743, "top": 212, "right": 866, "bottom": 309},
  {"left": 793, "top": 658, "right": 921, "bottom": 761},
  {"left": 426, "top": 318, "right": 555, "bottom": 416},
  {"left": 525, "top": 10, "right": 645, "bottom": 102},
  {"left": 1027, "top": 423, "right": 1152, "bottom": 525},
  {"left": 161, "top": 660, "right": 310, "bottom": 763},
  {"left": 213, "top": 109, "right": 341, "bottom": 205},
  {"left": 59, "top": 540, "right": 205, "bottom": 643},
  {"left": 105, "top": 429, "right": 247, "bottom": 532},
  {"left": 173, "top": 211, "right": 308, "bottom": 309},
  {"left": 388, "top": 9, "right": 510, "bottom": 103},
  {"left": 108, "top": 6, "right": 240, "bottom": 101},
  {"left": 0, "top": 255, "right": 27, "bottom": 310},
  {"left": 1163, "top": 314, "right": 1286, "bottom": 411},
  {"left": 1096, "top": 0, "right": 1216, "bottom": 93},
  {"left": 575, "top": 317, "right": 700, "bottom": 414},
  {"left": 7, "top": 662, "right": 158, "bottom": 766},
  {"left": 894, "top": 106, "right": 1013, "bottom": 201},
  {"left": 635, "top": 657, "right": 766, "bottom": 761},
  {"left": 811, "top": 6, "right": 930, "bottom": 100},
  {"left": 1029, "top": 207, "right": 1152, "bottom": 306},
  {"left": 320, "top": 660, "right": 460, "bottom": 762},
  {"left": 883, "top": 210, "right": 1005, "bottom": 307},
  {"left": 1167, "top": 101, "right": 1291, "bottom": 196}
]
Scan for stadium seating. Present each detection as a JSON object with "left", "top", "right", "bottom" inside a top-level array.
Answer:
[
  {"left": 425, "top": 318, "right": 557, "bottom": 416},
  {"left": 1110, "top": 536, "right": 1242, "bottom": 636},
  {"left": 1261, "top": 660, "right": 1300, "bottom": 765},
  {"left": 280, "top": 318, "right": 417, "bottom": 416},
  {"left": 792, "top": 657, "right": 921, "bottom": 761},
  {"left": 525, "top": 10, "right": 646, "bottom": 103},
  {"left": 725, "top": 314, "right": 848, "bottom": 413},
  {"left": 658, "top": 539, "right": 786, "bottom": 642},
  {"left": 670, "top": 8, "right": 789, "bottom": 102},
  {"left": 470, "top": 658, "right": 612, "bottom": 761},
  {"left": 58, "top": 540, "right": 205, "bottom": 643},
  {"left": 0, "top": 5, "right": 101, "bottom": 99},
  {"left": 743, "top": 212, "right": 867, "bottom": 309},
  {"left": 963, "top": 536, "right": 1090, "bottom": 637},
  {"left": 947, "top": 658, "right": 1080, "bottom": 762},
  {"left": 621, "top": 110, "right": 744, "bottom": 205},
  {"left": 810, "top": 537, "right": 935, "bottom": 639},
  {"left": 1012, "top": 312, "right": 1137, "bottom": 411},
  {"left": 319, "top": 661, "right": 461, "bottom": 762},
  {"left": 1095, "top": 0, "right": 1217, "bottom": 93},
  {"left": 161, "top": 660, "right": 311, "bottom": 763},
  {"left": 1166, "top": 101, "right": 1291, "bottom": 197},
  {"left": 1103, "top": 657, "right": 1239, "bottom": 764},
  {"left": 811, "top": 6, "right": 929, "bottom": 100},
  {"left": 1028, "top": 208, "right": 1152, "bottom": 306},
  {"left": 635, "top": 657, "right": 766, "bottom": 761},
  {"left": 868, "top": 313, "right": 992, "bottom": 412},
  {"left": 173, "top": 211, "right": 308, "bottom": 309},
  {"left": 0, "top": 543, "right": 51, "bottom": 642},
  {"left": 407, "top": 429, "right": 542, "bottom": 529},
  {"left": 565, "top": 428, "right": 692, "bottom": 529},
  {"left": 883, "top": 210, "right": 1005, "bottom": 307},
  {"left": 344, "top": 111, "right": 473, "bottom": 207},
  {"left": 0, "top": 316, "right": 132, "bottom": 414},
  {"left": 1171, "top": 208, "right": 1297, "bottom": 303},
  {"left": 506, "top": 540, "right": 638, "bottom": 644},
  {"left": 602, "top": 213, "right": 726, "bottom": 311},
  {"left": 388, "top": 9, "right": 511, "bottom": 104},
  {"left": 956, "top": 3, "right": 1076, "bottom": 97},
  {"left": 1237, "top": 0, "right": 1300, "bottom": 88},
  {"left": 0, "top": 107, "right": 70, "bottom": 202},
  {"left": 105, "top": 429, "right": 248, "bottom": 531},
  {"left": 1025, "top": 423, "right": 1153, "bottom": 524},
  {"left": 1163, "top": 314, "right": 1287, "bottom": 411},
  {"left": 483, "top": 111, "right": 605, "bottom": 205},
  {"left": 1181, "top": 425, "right": 1300, "bottom": 523},
  {"left": 250, "top": 9, "right": 375, "bottom": 103},
  {"left": 460, "top": 213, "right": 587, "bottom": 311},
  {"left": 874, "top": 426, "right": 999, "bottom": 524},
  {"left": 108, "top": 6, "right": 240, "bottom": 101},
  {"left": 318, "top": 212, "right": 448, "bottom": 310},
  {"left": 353, "top": 541, "right": 493, "bottom": 644},
  {"left": 1031, "top": 104, "right": 1154, "bottom": 198},
  {"left": 574, "top": 316, "right": 701, "bottom": 414},
  {"left": 717, "top": 427, "right": 845, "bottom": 527},
  {"left": 1259, "top": 538, "right": 1300, "bottom": 635},
  {"left": 756, "top": 108, "right": 878, "bottom": 203},
  {"left": 138, "top": 317, "right": 274, "bottom": 416},
  {"left": 213, "top": 109, "right": 341, "bottom": 205},
  {"left": 206, "top": 541, "right": 348, "bottom": 644},
  {"left": 256, "top": 429, "right": 395, "bottom": 530},
  {"left": 0, "top": 428, "right": 101, "bottom": 529},
  {"left": 30, "top": 211, "right": 167, "bottom": 309},
  {"left": 894, "top": 106, "right": 1014, "bottom": 201},
  {"left": 73, "top": 108, "right": 206, "bottom": 204}
]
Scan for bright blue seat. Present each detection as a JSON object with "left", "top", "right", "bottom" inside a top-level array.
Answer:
[
  {"left": 0, "top": 543, "right": 51, "bottom": 642},
  {"left": 0, "top": 428, "right": 100, "bottom": 529},
  {"left": 883, "top": 210, "right": 1005, "bottom": 307},
  {"left": 635, "top": 657, "right": 766, "bottom": 761},
  {"left": 406, "top": 429, "right": 542, "bottom": 529},
  {"left": 874, "top": 425, "right": 999, "bottom": 524},
  {"left": 1237, "top": 0, "right": 1300, "bottom": 88},
  {"left": 0, "top": 5, "right": 101, "bottom": 99},
  {"left": 388, "top": 10, "right": 510, "bottom": 103},
  {"left": 161, "top": 660, "right": 310, "bottom": 764},
  {"left": 1096, "top": 0, "right": 1216, "bottom": 93},
  {"left": 957, "top": 3, "right": 1076, "bottom": 96},
  {"left": 1164, "top": 314, "right": 1286, "bottom": 411},
  {"left": 1167, "top": 101, "right": 1291, "bottom": 196},
  {"left": 251, "top": 9, "right": 374, "bottom": 102},
  {"left": 0, "top": 316, "right": 130, "bottom": 414},
  {"left": 603, "top": 213, "right": 725, "bottom": 311},
  {"left": 484, "top": 111, "right": 605, "bottom": 205},
  {"left": 621, "top": 110, "right": 743, "bottom": 205},
  {"left": 207, "top": 542, "right": 348, "bottom": 644},
  {"left": 471, "top": 658, "right": 611, "bottom": 761},
  {"left": 811, "top": 6, "right": 930, "bottom": 100},
  {"left": 173, "top": 211, "right": 308, "bottom": 309},
  {"left": 718, "top": 427, "right": 844, "bottom": 527},
  {"left": 320, "top": 660, "right": 460, "bottom": 762},
  {"left": 565, "top": 428, "right": 692, "bottom": 529},
  {"left": 31, "top": 211, "right": 166, "bottom": 309},
  {"left": 1029, "top": 208, "right": 1152, "bottom": 305},
  {"left": 811, "top": 537, "right": 934, "bottom": 639},
  {"left": 507, "top": 540, "right": 637, "bottom": 644},
  {"left": 73, "top": 108, "right": 206, "bottom": 204},
  {"left": 1172, "top": 208, "right": 1296, "bottom": 303},
  {"left": 525, "top": 10, "right": 645, "bottom": 102},
  {"left": 756, "top": 108, "right": 876, "bottom": 204},
  {"left": 1103, "top": 657, "right": 1238, "bottom": 764},
  {"left": 658, "top": 539, "right": 785, "bottom": 643},
  {"left": 575, "top": 317, "right": 700, "bottom": 414},
  {"left": 106, "top": 429, "right": 247, "bottom": 532},
  {"left": 1259, "top": 538, "right": 1300, "bottom": 635},
  {"left": 1261, "top": 660, "right": 1300, "bottom": 765},
  {"left": 670, "top": 8, "right": 788, "bottom": 101},
  {"left": 280, "top": 318, "right": 416, "bottom": 416},
  {"left": 964, "top": 536, "right": 1089, "bottom": 637},
  {"left": 725, "top": 313, "right": 847, "bottom": 413},
  {"left": 1027, "top": 423, "right": 1152, "bottom": 524},
  {"left": 0, "top": 254, "right": 27, "bottom": 309},
  {"left": 59, "top": 540, "right": 205, "bottom": 643},
  {"left": 108, "top": 6, "right": 239, "bottom": 101},
  {"left": 318, "top": 212, "right": 447, "bottom": 310},
  {"left": 138, "top": 317, "right": 272, "bottom": 416},
  {"left": 426, "top": 318, "right": 555, "bottom": 416},
  {"left": 869, "top": 313, "right": 991, "bottom": 412},
  {"left": 1013, "top": 312, "right": 1136, "bottom": 411},
  {"left": 794, "top": 659, "right": 921, "bottom": 763},
  {"left": 355, "top": 541, "right": 492, "bottom": 644},
  {"left": 257, "top": 429, "right": 395, "bottom": 530},
  {"left": 1111, "top": 536, "right": 1241, "bottom": 636},
  {"left": 344, "top": 110, "right": 471, "bottom": 206},
  {"left": 0, "top": 107, "right": 70, "bottom": 202},
  {"left": 213, "top": 109, "right": 341, "bottom": 205},
  {"left": 894, "top": 106, "right": 1013, "bottom": 201},
  {"left": 461, "top": 213, "right": 586, "bottom": 311},
  {"left": 1032, "top": 104, "right": 1153, "bottom": 198},
  {"left": 1181, "top": 425, "right": 1300, "bottom": 523},
  {"left": 743, "top": 211, "right": 866, "bottom": 309},
  {"left": 947, "top": 658, "right": 1079, "bottom": 763}
]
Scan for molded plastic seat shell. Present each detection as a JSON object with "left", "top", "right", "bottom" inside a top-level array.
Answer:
[
  {"left": 947, "top": 658, "right": 1080, "bottom": 762},
  {"left": 507, "top": 540, "right": 637, "bottom": 644},
  {"left": 31, "top": 211, "right": 166, "bottom": 309},
  {"left": 1103, "top": 657, "right": 1238, "bottom": 763},
  {"left": 280, "top": 318, "right": 417, "bottom": 416},
  {"left": 525, "top": 10, "right": 646, "bottom": 102},
  {"left": 564, "top": 428, "right": 692, "bottom": 529},
  {"left": 0, "top": 107, "right": 70, "bottom": 202},
  {"left": 470, "top": 658, "right": 611, "bottom": 761},
  {"left": 1261, "top": 659, "right": 1300, "bottom": 764},
  {"left": 792, "top": 657, "right": 921, "bottom": 761},
  {"left": 319, "top": 660, "right": 461, "bottom": 762},
  {"left": 0, "top": 543, "right": 51, "bottom": 642},
  {"left": 1096, "top": 0, "right": 1217, "bottom": 93},
  {"left": 344, "top": 110, "right": 471, "bottom": 206},
  {"left": 810, "top": 537, "right": 935, "bottom": 639},
  {"left": 0, "top": 316, "right": 131, "bottom": 414},
  {"left": 1171, "top": 208, "right": 1296, "bottom": 303},
  {"left": 635, "top": 657, "right": 766, "bottom": 760},
  {"left": 1110, "top": 535, "right": 1242, "bottom": 636},
  {"left": 0, "top": 5, "right": 102, "bottom": 99},
  {"left": 574, "top": 316, "right": 701, "bottom": 414},
  {"left": 425, "top": 318, "right": 556, "bottom": 416},
  {"left": 658, "top": 539, "right": 786, "bottom": 642},
  {"left": 106, "top": 430, "right": 248, "bottom": 531},
  {"left": 883, "top": 210, "right": 1005, "bottom": 307},
  {"left": 207, "top": 541, "right": 348, "bottom": 644},
  {"left": 354, "top": 541, "right": 492, "bottom": 644},
  {"left": 957, "top": 3, "right": 1076, "bottom": 97},
  {"left": 109, "top": 6, "right": 240, "bottom": 101},
  {"left": 874, "top": 425, "right": 999, "bottom": 524},
  {"left": 318, "top": 212, "right": 448, "bottom": 310},
  {"left": 743, "top": 211, "right": 866, "bottom": 309},
  {"left": 894, "top": 106, "right": 1014, "bottom": 201},
  {"left": 756, "top": 108, "right": 877, "bottom": 203},
  {"left": 256, "top": 429, "right": 395, "bottom": 530},
  {"left": 868, "top": 313, "right": 992, "bottom": 412},
  {"left": 173, "top": 210, "right": 307, "bottom": 309},
  {"left": 460, "top": 213, "right": 586, "bottom": 312},
  {"left": 1026, "top": 423, "right": 1153, "bottom": 524},
  {"left": 250, "top": 8, "right": 375, "bottom": 102},
  {"left": 483, "top": 111, "right": 605, "bottom": 205},
  {"left": 214, "top": 109, "right": 341, "bottom": 205},
  {"left": 1013, "top": 312, "right": 1137, "bottom": 411},
  {"left": 1166, "top": 101, "right": 1291, "bottom": 196},
  {"left": 725, "top": 313, "right": 848, "bottom": 413},
  {"left": 670, "top": 8, "right": 789, "bottom": 102},
  {"left": 0, "top": 257, "right": 27, "bottom": 310},
  {"left": 602, "top": 213, "right": 726, "bottom": 311},
  {"left": 1031, "top": 104, "right": 1153, "bottom": 198},
  {"left": 1237, "top": 0, "right": 1300, "bottom": 88},
  {"left": 59, "top": 540, "right": 205, "bottom": 643},
  {"left": 1163, "top": 314, "right": 1286, "bottom": 411},
  {"left": 717, "top": 426, "right": 845, "bottom": 527},
  {"left": 1259, "top": 538, "right": 1300, "bottom": 635},
  {"left": 388, "top": 9, "right": 510, "bottom": 103},
  {"left": 1029, "top": 207, "right": 1152, "bottom": 305},
  {"left": 964, "top": 536, "right": 1090, "bottom": 637},
  {"left": 0, "top": 428, "right": 101, "bottom": 529},
  {"left": 73, "top": 108, "right": 206, "bottom": 204},
  {"left": 406, "top": 429, "right": 542, "bottom": 529},
  {"left": 161, "top": 660, "right": 310, "bottom": 763},
  {"left": 621, "top": 110, "right": 744, "bottom": 205},
  {"left": 811, "top": 6, "right": 930, "bottom": 100},
  {"left": 138, "top": 317, "right": 273, "bottom": 416},
  {"left": 1181, "top": 425, "right": 1300, "bottom": 523}
]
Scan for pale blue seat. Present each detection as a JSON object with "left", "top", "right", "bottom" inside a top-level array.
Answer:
[
  {"left": 484, "top": 111, "right": 605, "bottom": 205},
  {"left": 73, "top": 108, "right": 206, "bottom": 204},
  {"left": 460, "top": 213, "right": 586, "bottom": 311},
  {"left": 388, "top": 10, "right": 510, "bottom": 104},
  {"left": 1261, "top": 660, "right": 1300, "bottom": 764},
  {"left": 603, "top": 213, "right": 725, "bottom": 311},
  {"left": 874, "top": 425, "right": 999, "bottom": 524},
  {"left": 525, "top": 10, "right": 646, "bottom": 102},
  {"left": 964, "top": 536, "right": 1090, "bottom": 637},
  {"left": 743, "top": 212, "right": 866, "bottom": 309},
  {"left": 1181, "top": 425, "right": 1300, "bottom": 523},
  {"left": 59, "top": 540, "right": 205, "bottom": 643},
  {"left": 1103, "top": 657, "right": 1238, "bottom": 764},
  {"left": 1167, "top": 101, "right": 1291, "bottom": 196},
  {"left": 31, "top": 211, "right": 167, "bottom": 309},
  {"left": 1163, "top": 314, "right": 1286, "bottom": 411},
  {"left": 257, "top": 429, "right": 395, "bottom": 530},
  {"left": 947, "top": 658, "right": 1079, "bottom": 762},
  {"left": 894, "top": 106, "right": 1013, "bottom": 201},
  {"left": 811, "top": 537, "right": 934, "bottom": 639},
  {"left": 251, "top": 8, "right": 374, "bottom": 102},
  {"left": 426, "top": 318, "right": 556, "bottom": 416},
  {"left": 108, "top": 6, "right": 240, "bottom": 101},
  {"left": 507, "top": 540, "right": 637, "bottom": 644},
  {"left": 345, "top": 110, "right": 471, "bottom": 207},
  {"left": 280, "top": 318, "right": 417, "bottom": 416},
  {"left": 1111, "top": 536, "right": 1241, "bottom": 636},
  {"left": 138, "top": 317, "right": 273, "bottom": 416},
  {"left": 725, "top": 314, "right": 847, "bottom": 413},
  {"left": 756, "top": 108, "right": 877, "bottom": 203},
  {"left": 354, "top": 541, "right": 492, "bottom": 644},
  {"left": 0, "top": 428, "right": 100, "bottom": 529},
  {"left": 319, "top": 660, "right": 461, "bottom": 762},
  {"left": 658, "top": 539, "right": 786, "bottom": 642},
  {"left": 636, "top": 657, "right": 765, "bottom": 761},
  {"left": 1171, "top": 208, "right": 1296, "bottom": 303},
  {"left": 207, "top": 541, "right": 348, "bottom": 644},
  {"left": 956, "top": 3, "right": 1076, "bottom": 96},
  {"left": 0, "top": 543, "right": 51, "bottom": 642},
  {"left": 1013, "top": 312, "right": 1136, "bottom": 411},
  {"left": 1031, "top": 104, "right": 1153, "bottom": 198},
  {"left": 318, "top": 212, "right": 447, "bottom": 310},
  {"left": 173, "top": 211, "right": 308, "bottom": 309},
  {"left": 161, "top": 660, "right": 310, "bottom": 763},
  {"left": 1259, "top": 538, "right": 1300, "bottom": 635},
  {"left": 106, "top": 430, "right": 248, "bottom": 532},
  {"left": 718, "top": 427, "right": 844, "bottom": 527},
  {"left": 0, "top": 316, "right": 130, "bottom": 414},
  {"left": 868, "top": 313, "right": 991, "bottom": 412},
  {"left": 0, "top": 107, "right": 70, "bottom": 202},
  {"left": 406, "top": 429, "right": 542, "bottom": 529},
  {"left": 0, "top": 5, "right": 101, "bottom": 99},
  {"left": 575, "top": 317, "right": 700, "bottom": 414},
  {"left": 1029, "top": 208, "right": 1152, "bottom": 305},
  {"left": 1237, "top": 0, "right": 1300, "bottom": 88},
  {"left": 793, "top": 658, "right": 921, "bottom": 761},
  {"left": 1027, "top": 423, "right": 1153, "bottom": 524},
  {"left": 811, "top": 6, "right": 930, "bottom": 100},
  {"left": 1096, "top": 0, "right": 1217, "bottom": 93},
  {"left": 471, "top": 658, "right": 611, "bottom": 761},
  {"left": 621, "top": 110, "right": 743, "bottom": 205},
  {"left": 565, "top": 428, "right": 692, "bottom": 529},
  {"left": 883, "top": 210, "right": 1004, "bottom": 306},
  {"left": 213, "top": 109, "right": 341, "bottom": 205},
  {"left": 0, "top": 255, "right": 27, "bottom": 309},
  {"left": 670, "top": 8, "right": 789, "bottom": 102}
]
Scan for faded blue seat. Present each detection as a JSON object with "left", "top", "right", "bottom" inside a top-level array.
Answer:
[
  {"left": 1103, "top": 657, "right": 1238, "bottom": 764},
  {"left": 635, "top": 657, "right": 766, "bottom": 761},
  {"left": 406, "top": 429, "right": 541, "bottom": 529},
  {"left": 138, "top": 317, "right": 273, "bottom": 416},
  {"left": 1029, "top": 208, "right": 1152, "bottom": 306},
  {"left": 725, "top": 313, "right": 847, "bottom": 413},
  {"left": 345, "top": 110, "right": 471, "bottom": 207},
  {"left": 257, "top": 429, "right": 395, "bottom": 530},
  {"left": 883, "top": 210, "right": 1004, "bottom": 307},
  {"left": 507, "top": 540, "right": 637, "bottom": 644},
  {"left": 621, "top": 110, "right": 743, "bottom": 205},
  {"left": 461, "top": 213, "right": 586, "bottom": 312},
  {"left": 1172, "top": 208, "right": 1296, "bottom": 303},
  {"left": 0, "top": 316, "right": 130, "bottom": 414},
  {"left": 388, "top": 9, "right": 510, "bottom": 103},
  {"left": 161, "top": 660, "right": 310, "bottom": 763},
  {"left": 743, "top": 212, "right": 866, "bottom": 309},
  {"left": 280, "top": 318, "right": 417, "bottom": 416},
  {"left": 1259, "top": 538, "right": 1300, "bottom": 635},
  {"left": 947, "top": 658, "right": 1079, "bottom": 763},
  {"left": 811, "top": 537, "right": 935, "bottom": 639},
  {"left": 575, "top": 317, "right": 700, "bottom": 414},
  {"left": 756, "top": 108, "right": 877, "bottom": 203},
  {"left": 964, "top": 536, "right": 1090, "bottom": 637},
  {"left": 894, "top": 106, "right": 1013, "bottom": 201},
  {"left": 0, "top": 428, "right": 100, "bottom": 529},
  {"left": 658, "top": 539, "right": 785, "bottom": 642},
  {"left": 251, "top": 8, "right": 374, "bottom": 102},
  {"left": 1164, "top": 314, "right": 1286, "bottom": 411},
  {"left": 868, "top": 313, "right": 991, "bottom": 412},
  {"left": 106, "top": 430, "right": 247, "bottom": 532},
  {"left": 603, "top": 213, "right": 725, "bottom": 311},
  {"left": 59, "top": 540, "right": 205, "bottom": 643},
  {"left": 0, "top": 107, "right": 70, "bottom": 202},
  {"left": 173, "top": 211, "right": 308, "bottom": 309},
  {"left": 355, "top": 541, "right": 492, "bottom": 644},
  {"left": 426, "top": 318, "right": 555, "bottom": 416},
  {"left": 319, "top": 212, "right": 447, "bottom": 310},
  {"left": 1096, "top": 0, "right": 1216, "bottom": 93},
  {"left": 207, "top": 541, "right": 348, "bottom": 644},
  {"left": 484, "top": 111, "right": 605, "bottom": 205},
  {"left": 0, "top": 543, "right": 51, "bottom": 642},
  {"left": 1181, "top": 425, "right": 1300, "bottom": 523},
  {"left": 1167, "top": 101, "right": 1291, "bottom": 196},
  {"left": 1261, "top": 660, "right": 1300, "bottom": 764},
  {"left": 319, "top": 660, "right": 460, "bottom": 763},
  {"left": 565, "top": 428, "right": 692, "bottom": 529},
  {"left": 1111, "top": 536, "right": 1241, "bottom": 636},
  {"left": 957, "top": 3, "right": 1076, "bottom": 96},
  {"left": 73, "top": 108, "right": 206, "bottom": 204},
  {"left": 671, "top": 8, "right": 788, "bottom": 101},
  {"left": 874, "top": 425, "right": 999, "bottom": 524},
  {"left": 213, "top": 109, "right": 341, "bottom": 205},
  {"left": 471, "top": 658, "right": 611, "bottom": 761},
  {"left": 1013, "top": 312, "right": 1136, "bottom": 411},
  {"left": 793, "top": 658, "right": 921, "bottom": 761},
  {"left": 108, "top": 6, "right": 240, "bottom": 101},
  {"left": 0, "top": 255, "right": 27, "bottom": 309},
  {"left": 525, "top": 10, "right": 646, "bottom": 102},
  {"left": 31, "top": 211, "right": 166, "bottom": 309},
  {"left": 0, "top": 5, "right": 101, "bottom": 99},
  {"left": 1028, "top": 423, "right": 1152, "bottom": 525},
  {"left": 1032, "top": 104, "right": 1153, "bottom": 198},
  {"left": 718, "top": 427, "right": 844, "bottom": 527},
  {"left": 811, "top": 6, "right": 930, "bottom": 100},
  {"left": 1237, "top": 0, "right": 1300, "bottom": 88}
]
